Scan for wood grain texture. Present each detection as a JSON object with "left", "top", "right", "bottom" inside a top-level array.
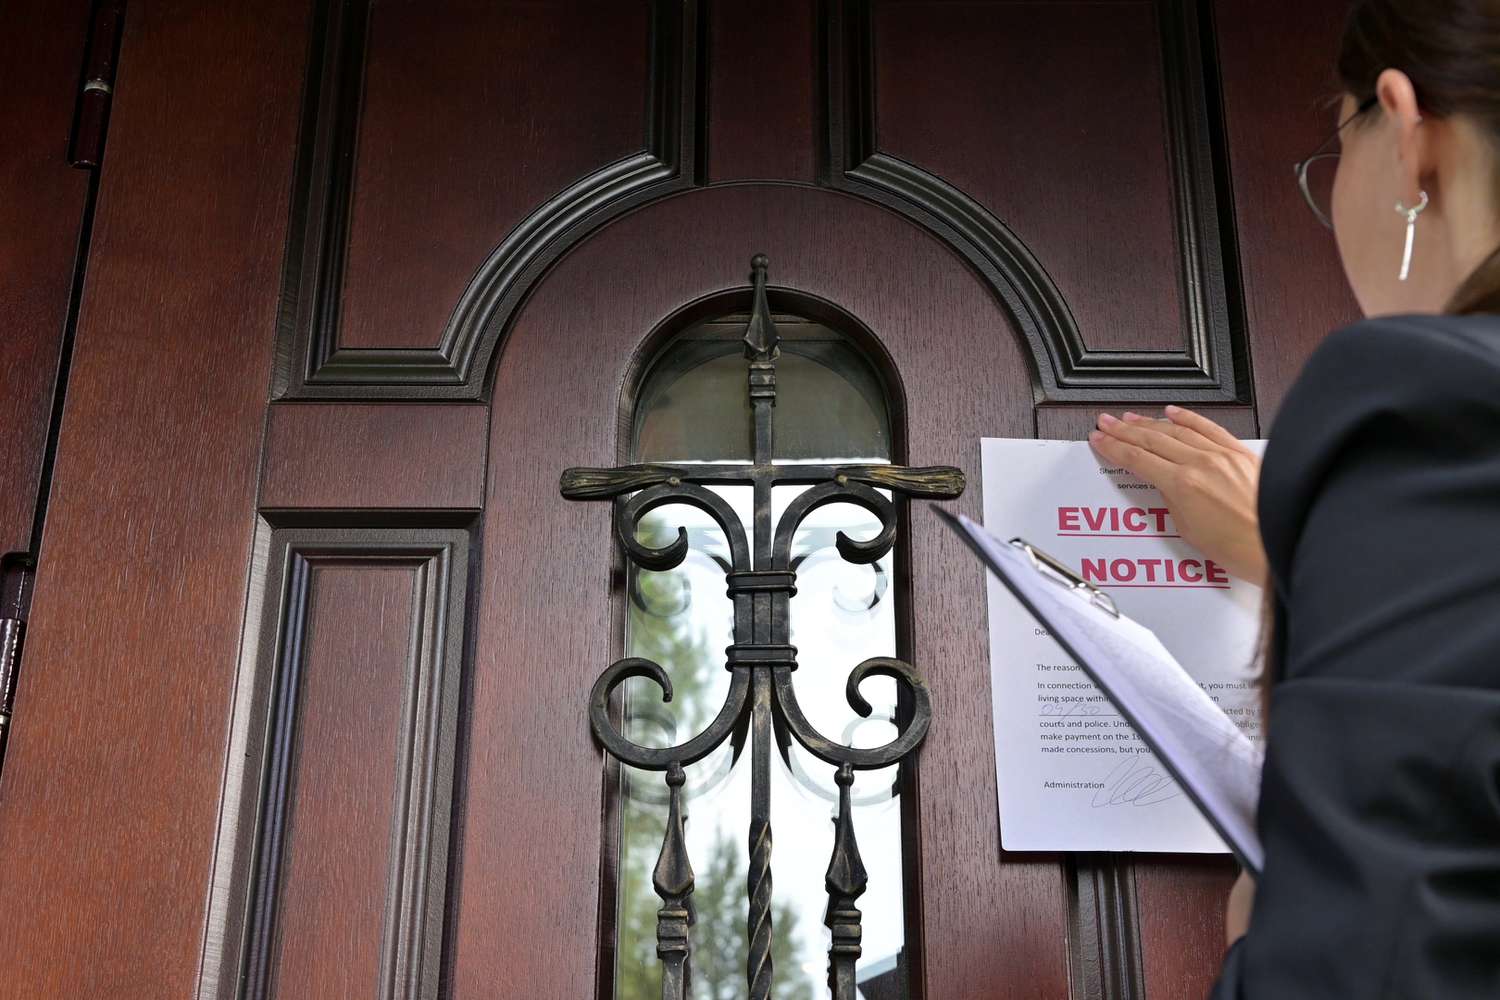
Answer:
[
  {"left": 198, "top": 527, "right": 469, "bottom": 1000},
  {"left": 260, "top": 403, "right": 488, "bottom": 510},
  {"left": 1213, "top": 0, "right": 1361, "bottom": 424},
  {"left": 0, "top": 0, "right": 92, "bottom": 555},
  {"left": 0, "top": 2, "right": 309, "bottom": 995},
  {"left": 337, "top": 0, "right": 651, "bottom": 351},
  {"left": 269, "top": 563, "right": 415, "bottom": 999},
  {"left": 1036, "top": 405, "right": 1260, "bottom": 441},
  {"left": 1134, "top": 857, "right": 1240, "bottom": 1000},
  {"left": 2, "top": 3, "right": 1360, "bottom": 995},
  {"left": 871, "top": 0, "right": 1186, "bottom": 354},
  {"left": 456, "top": 183, "right": 1068, "bottom": 998},
  {"left": 705, "top": 0, "right": 818, "bottom": 183}
]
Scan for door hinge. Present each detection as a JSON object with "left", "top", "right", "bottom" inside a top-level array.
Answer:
[
  {"left": 69, "top": 0, "right": 126, "bottom": 169},
  {"left": 0, "top": 561, "right": 33, "bottom": 780},
  {"left": 0, "top": 618, "right": 22, "bottom": 751}
]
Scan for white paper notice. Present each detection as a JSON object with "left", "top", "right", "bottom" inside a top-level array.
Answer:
[{"left": 982, "top": 437, "right": 1267, "bottom": 855}]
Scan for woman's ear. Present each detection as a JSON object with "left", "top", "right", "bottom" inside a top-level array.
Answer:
[{"left": 1375, "top": 68, "right": 1427, "bottom": 204}]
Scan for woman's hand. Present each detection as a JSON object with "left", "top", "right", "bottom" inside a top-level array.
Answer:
[
  {"left": 1088, "top": 406, "right": 1268, "bottom": 585},
  {"left": 1225, "top": 868, "right": 1256, "bottom": 947}
]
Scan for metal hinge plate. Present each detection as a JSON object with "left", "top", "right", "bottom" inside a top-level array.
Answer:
[
  {"left": 69, "top": 0, "right": 127, "bottom": 169},
  {"left": 0, "top": 617, "right": 23, "bottom": 766}
]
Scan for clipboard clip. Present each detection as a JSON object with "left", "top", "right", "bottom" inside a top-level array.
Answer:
[{"left": 1007, "top": 537, "right": 1120, "bottom": 619}]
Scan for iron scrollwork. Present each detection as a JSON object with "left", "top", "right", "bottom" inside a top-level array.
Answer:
[{"left": 562, "top": 255, "right": 965, "bottom": 1000}]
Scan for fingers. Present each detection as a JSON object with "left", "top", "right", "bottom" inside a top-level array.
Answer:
[
  {"left": 1091, "top": 406, "right": 1257, "bottom": 489},
  {"left": 1163, "top": 405, "right": 1253, "bottom": 453},
  {"left": 1087, "top": 423, "right": 1179, "bottom": 484},
  {"left": 1121, "top": 412, "right": 1223, "bottom": 455},
  {"left": 1094, "top": 412, "right": 1201, "bottom": 465}
]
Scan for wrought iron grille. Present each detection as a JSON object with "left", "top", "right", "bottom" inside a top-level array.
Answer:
[{"left": 561, "top": 255, "right": 965, "bottom": 1000}]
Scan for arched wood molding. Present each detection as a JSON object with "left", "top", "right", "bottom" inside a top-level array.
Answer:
[
  {"left": 275, "top": 0, "right": 1245, "bottom": 409},
  {"left": 825, "top": 0, "right": 1244, "bottom": 403},
  {"left": 272, "top": 0, "right": 698, "bottom": 400}
]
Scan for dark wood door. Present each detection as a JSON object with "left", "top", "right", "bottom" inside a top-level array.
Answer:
[{"left": 0, "top": 2, "right": 1358, "bottom": 998}]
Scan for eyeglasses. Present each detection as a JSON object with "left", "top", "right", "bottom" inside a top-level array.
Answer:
[{"left": 1294, "top": 95, "right": 1378, "bottom": 229}]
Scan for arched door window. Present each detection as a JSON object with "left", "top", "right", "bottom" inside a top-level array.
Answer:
[{"left": 561, "top": 258, "right": 964, "bottom": 1000}]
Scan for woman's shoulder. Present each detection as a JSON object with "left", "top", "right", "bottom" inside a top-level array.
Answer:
[
  {"left": 1258, "top": 312, "right": 1500, "bottom": 595},
  {"left": 1266, "top": 312, "right": 1500, "bottom": 460},
  {"left": 1281, "top": 312, "right": 1500, "bottom": 421}
]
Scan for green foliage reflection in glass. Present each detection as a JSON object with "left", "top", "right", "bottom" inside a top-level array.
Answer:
[{"left": 613, "top": 316, "right": 908, "bottom": 999}]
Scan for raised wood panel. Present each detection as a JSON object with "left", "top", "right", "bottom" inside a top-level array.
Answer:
[
  {"left": 339, "top": 0, "right": 652, "bottom": 351},
  {"left": 0, "top": 2, "right": 310, "bottom": 994},
  {"left": 835, "top": 0, "right": 1240, "bottom": 400},
  {"left": 276, "top": 0, "right": 1255, "bottom": 406},
  {"left": 705, "top": 0, "right": 818, "bottom": 183},
  {"left": 200, "top": 526, "right": 469, "bottom": 1000},
  {"left": 0, "top": 0, "right": 92, "bottom": 556},
  {"left": 276, "top": 0, "right": 697, "bottom": 399},
  {"left": 456, "top": 184, "right": 1068, "bottom": 998},
  {"left": 873, "top": 0, "right": 1184, "bottom": 354},
  {"left": 1213, "top": 0, "right": 1361, "bottom": 425},
  {"left": 260, "top": 403, "right": 488, "bottom": 511}
]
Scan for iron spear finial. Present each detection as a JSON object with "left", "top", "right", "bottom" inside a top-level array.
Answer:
[{"left": 742, "top": 254, "right": 780, "bottom": 361}]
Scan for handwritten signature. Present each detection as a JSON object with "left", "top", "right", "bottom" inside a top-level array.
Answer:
[{"left": 1089, "top": 756, "right": 1182, "bottom": 808}]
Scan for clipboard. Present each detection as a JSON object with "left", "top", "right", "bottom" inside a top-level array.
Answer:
[{"left": 936, "top": 507, "right": 1265, "bottom": 876}]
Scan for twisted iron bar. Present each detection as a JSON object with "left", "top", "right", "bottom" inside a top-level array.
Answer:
[
  {"left": 562, "top": 255, "right": 964, "bottom": 1000},
  {"left": 748, "top": 814, "right": 774, "bottom": 997}
]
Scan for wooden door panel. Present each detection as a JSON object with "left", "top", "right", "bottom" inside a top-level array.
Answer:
[
  {"left": 1213, "top": 0, "right": 1362, "bottom": 423},
  {"left": 0, "top": 1, "right": 1363, "bottom": 997},
  {"left": 1136, "top": 858, "right": 1246, "bottom": 1000},
  {"left": 200, "top": 526, "right": 469, "bottom": 1000},
  {"left": 458, "top": 183, "right": 1067, "bottom": 997},
  {"left": 704, "top": 0, "right": 820, "bottom": 184},
  {"left": 277, "top": 0, "right": 692, "bottom": 398},
  {"left": 1036, "top": 406, "right": 1258, "bottom": 441},
  {"left": 265, "top": 560, "right": 420, "bottom": 998},
  {"left": 336, "top": 0, "right": 653, "bottom": 352},
  {"left": 0, "top": 0, "right": 93, "bottom": 557},
  {"left": 259, "top": 404, "right": 488, "bottom": 512},
  {"left": 872, "top": 0, "right": 1195, "bottom": 354},
  {"left": 275, "top": 0, "right": 1249, "bottom": 406},
  {"left": 828, "top": 0, "right": 1238, "bottom": 402},
  {"left": 0, "top": 0, "right": 311, "bottom": 993}
]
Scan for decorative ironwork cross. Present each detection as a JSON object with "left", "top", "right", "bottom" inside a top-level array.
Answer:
[{"left": 560, "top": 255, "right": 965, "bottom": 1000}]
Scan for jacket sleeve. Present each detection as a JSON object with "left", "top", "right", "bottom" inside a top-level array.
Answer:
[
  {"left": 1207, "top": 315, "right": 1500, "bottom": 999},
  {"left": 1207, "top": 935, "right": 1247, "bottom": 998}
]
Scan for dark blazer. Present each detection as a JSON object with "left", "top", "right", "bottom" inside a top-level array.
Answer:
[{"left": 1209, "top": 313, "right": 1500, "bottom": 998}]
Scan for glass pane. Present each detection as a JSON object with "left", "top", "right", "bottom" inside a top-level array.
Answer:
[
  {"left": 615, "top": 314, "right": 909, "bottom": 1000},
  {"left": 634, "top": 316, "right": 889, "bottom": 464}
]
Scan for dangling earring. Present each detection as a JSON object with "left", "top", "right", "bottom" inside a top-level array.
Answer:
[{"left": 1395, "top": 190, "right": 1429, "bottom": 281}]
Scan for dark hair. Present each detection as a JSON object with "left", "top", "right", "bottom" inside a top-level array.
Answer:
[
  {"left": 1254, "top": 1, "right": 1500, "bottom": 729},
  {"left": 1337, "top": 0, "right": 1500, "bottom": 314}
]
